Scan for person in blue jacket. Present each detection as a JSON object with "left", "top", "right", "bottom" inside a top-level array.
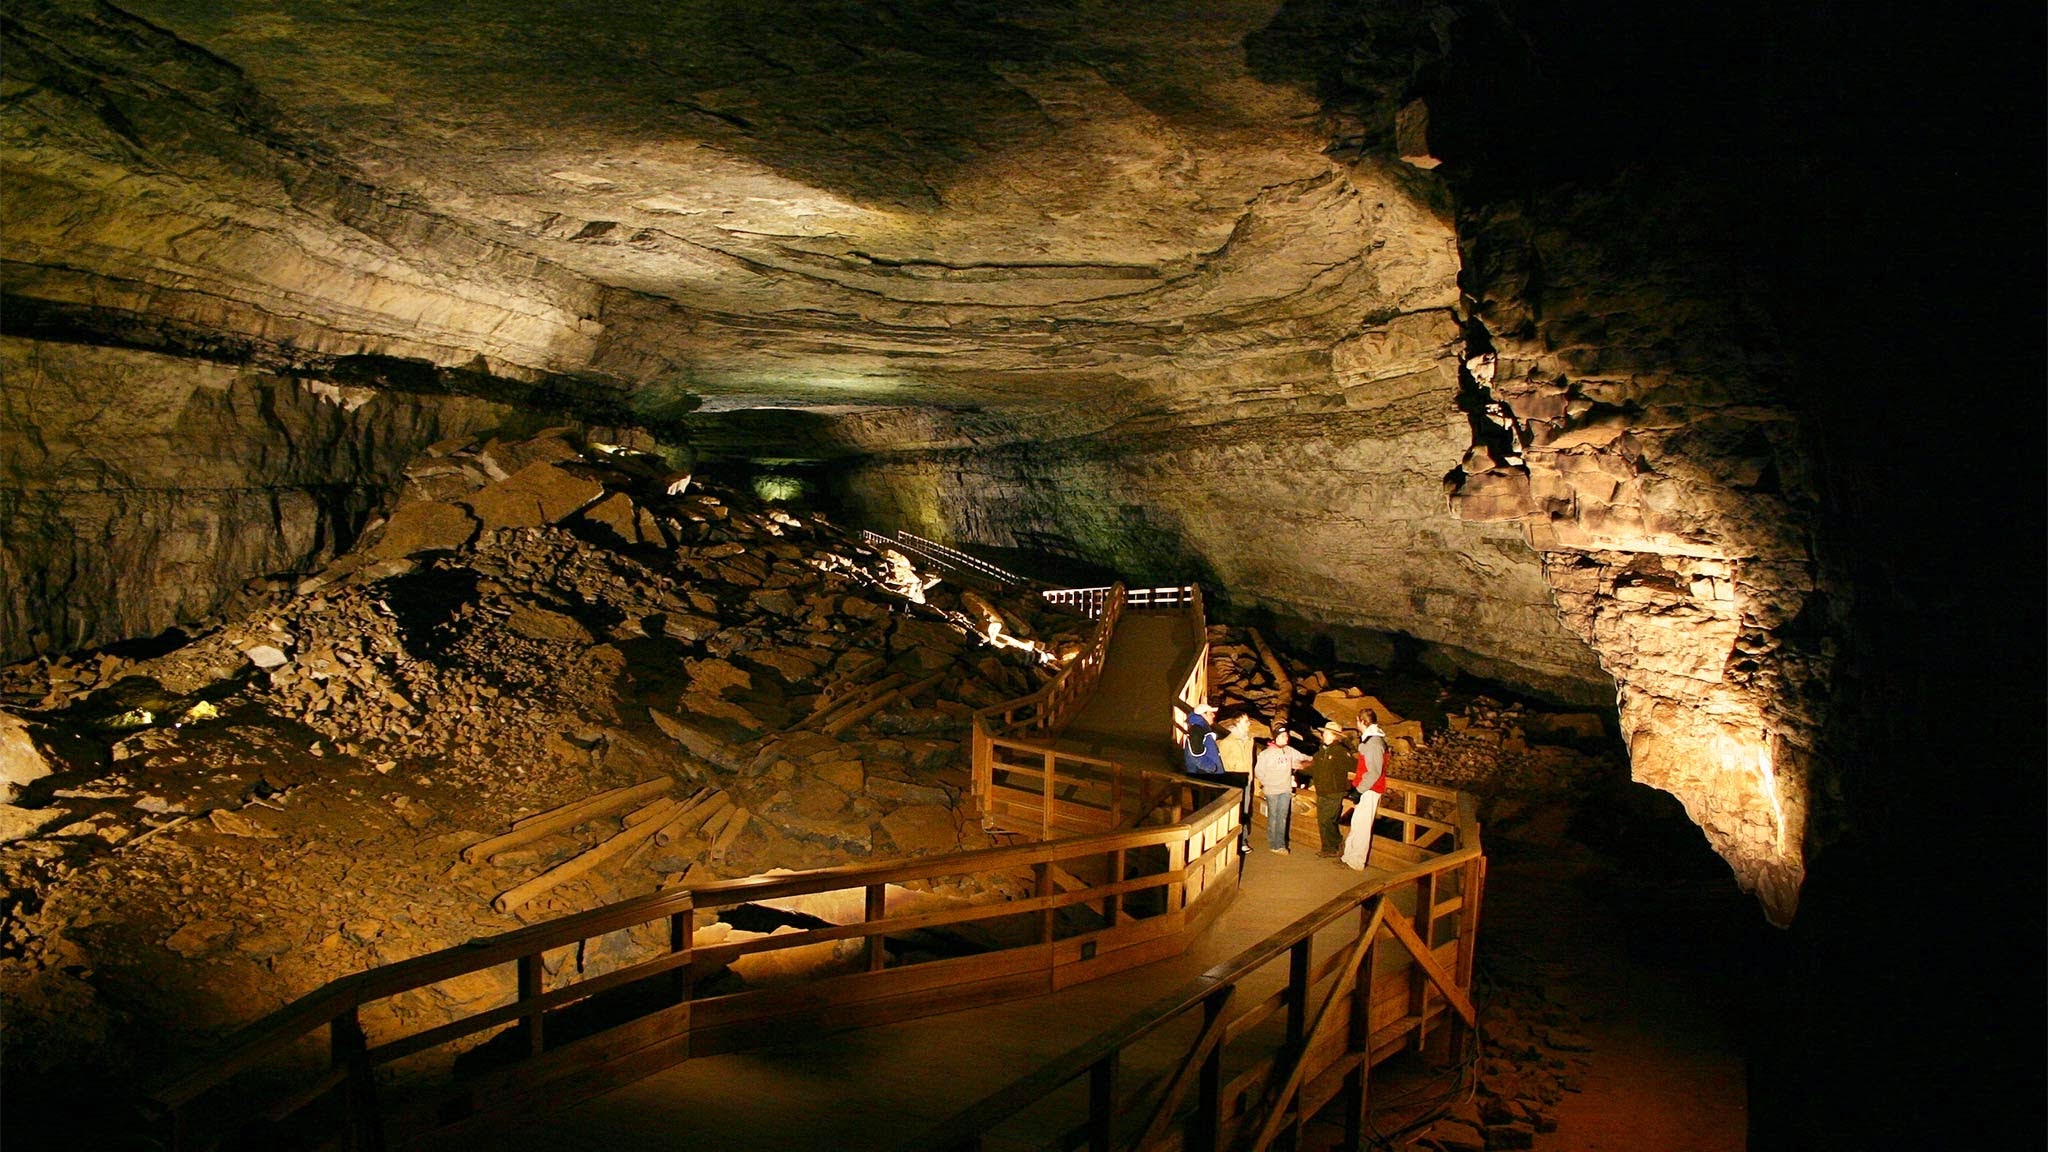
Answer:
[
  {"left": 1183, "top": 703, "right": 1225, "bottom": 775},
  {"left": 1183, "top": 702, "right": 1254, "bottom": 862}
]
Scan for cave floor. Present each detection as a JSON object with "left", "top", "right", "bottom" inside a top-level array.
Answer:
[{"left": 1475, "top": 807, "right": 1749, "bottom": 1152}]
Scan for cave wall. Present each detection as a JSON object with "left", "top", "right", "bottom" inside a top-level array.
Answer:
[
  {"left": 834, "top": 307, "right": 1612, "bottom": 703},
  {"left": 0, "top": 337, "right": 515, "bottom": 661},
  {"left": 1444, "top": 177, "right": 1825, "bottom": 921},
  {"left": 2, "top": 0, "right": 610, "bottom": 377}
]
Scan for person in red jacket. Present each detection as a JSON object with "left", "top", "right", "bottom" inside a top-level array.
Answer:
[{"left": 1340, "top": 710, "right": 1389, "bottom": 870}]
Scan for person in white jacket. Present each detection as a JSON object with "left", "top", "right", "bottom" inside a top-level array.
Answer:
[
  {"left": 1253, "top": 725, "right": 1311, "bottom": 852},
  {"left": 1341, "top": 711, "right": 1390, "bottom": 870}
]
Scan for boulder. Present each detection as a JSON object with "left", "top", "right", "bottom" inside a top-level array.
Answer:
[
  {"left": 0, "top": 804, "right": 64, "bottom": 842},
  {"left": 809, "top": 759, "right": 864, "bottom": 793},
  {"left": 577, "top": 487, "right": 655, "bottom": 541},
  {"left": 684, "top": 658, "right": 753, "bottom": 696},
  {"left": 879, "top": 804, "right": 958, "bottom": 854},
  {"left": 506, "top": 603, "right": 594, "bottom": 645},
  {"left": 0, "top": 711, "right": 53, "bottom": 803},
  {"left": 477, "top": 432, "right": 581, "bottom": 480},
  {"left": 369, "top": 500, "right": 477, "bottom": 559},
  {"left": 463, "top": 462, "right": 605, "bottom": 529},
  {"left": 242, "top": 644, "right": 290, "bottom": 669},
  {"left": 661, "top": 614, "right": 723, "bottom": 643}
]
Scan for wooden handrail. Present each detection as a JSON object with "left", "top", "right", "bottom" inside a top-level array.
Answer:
[{"left": 906, "top": 777, "right": 1485, "bottom": 1152}]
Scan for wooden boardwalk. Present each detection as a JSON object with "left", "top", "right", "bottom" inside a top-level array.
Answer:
[
  {"left": 1057, "top": 609, "right": 1205, "bottom": 772},
  {"left": 417, "top": 845, "right": 1415, "bottom": 1151}
]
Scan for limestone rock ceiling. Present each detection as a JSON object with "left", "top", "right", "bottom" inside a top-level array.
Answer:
[{"left": 13, "top": 0, "right": 1454, "bottom": 416}]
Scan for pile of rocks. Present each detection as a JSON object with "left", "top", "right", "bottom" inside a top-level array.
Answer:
[
  {"left": 1406, "top": 960, "right": 1593, "bottom": 1151},
  {"left": 1394, "top": 697, "right": 1611, "bottom": 798},
  {"left": 0, "top": 430, "right": 1074, "bottom": 1084}
]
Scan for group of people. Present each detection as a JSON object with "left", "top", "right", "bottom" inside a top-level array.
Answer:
[{"left": 1183, "top": 703, "right": 1389, "bottom": 870}]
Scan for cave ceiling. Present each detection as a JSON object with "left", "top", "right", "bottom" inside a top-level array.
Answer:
[{"left": 11, "top": 0, "right": 1455, "bottom": 427}]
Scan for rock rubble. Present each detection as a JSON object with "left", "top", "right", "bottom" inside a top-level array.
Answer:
[{"left": 0, "top": 430, "right": 1076, "bottom": 1090}]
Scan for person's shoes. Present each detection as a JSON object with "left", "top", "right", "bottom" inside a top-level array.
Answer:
[
  {"left": 1270, "top": 847, "right": 1289, "bottom": 854},
  {"left": 1317, "top": 850, "right": 1338, "bottom": 858}
]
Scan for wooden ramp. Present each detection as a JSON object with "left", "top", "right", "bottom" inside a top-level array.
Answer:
[
  {"left": 1056, "top": 609, "right": 1204, "bottom": 771},
  {"left": 414, "top": 846, "right": 1421, "bottom": 1152}
]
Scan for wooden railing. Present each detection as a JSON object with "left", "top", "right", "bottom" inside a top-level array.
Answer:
[
  {"left": 148, "top": 786, "right": 1249, "bottom": 1150},
  {"left": 971, "top": 585, "right": 1127, "bottom": 814},
  {"left": 861, "top": 529, "right": 1029, "bottom": 587},
  {"left": 1043, "top": 584, "right": 1198, "bottom": 619},
  {"left": 909, "top": 779, "right": 1485, "bottom": 1152}
]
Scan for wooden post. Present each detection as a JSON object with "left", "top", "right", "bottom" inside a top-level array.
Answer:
[
  {"left": 1449, "top": 858, "right": 1487, "bottom": 1062},
  {"left": 668, "top": 907, "right": 695, "bottom": 1006},
  {"left": 1194, "top": 993, "right": 1227, "bottom": 1152},
  {"left": 1409, "top": 871, "right": 1438, "bottom": 1054},
  {"left": 1088, "top": 1051, "right": 1120, "bottom": 1152},
  {"left": 1287, "top": 937, "right": 1310, "bottom": 1055},
  {"left": 517, "top": 953, "right": 544, "bottom": 1057},
  {"left": 1168, "top": 838, "right": 1187, "bottom": 914},
  {"left": 1042, "top": 750, "right": 1057, "bottom": 839},
  {"left": 1343, "top": 902, "right": 1379, "bottom": 1151},
  {"left": 332, "top": 1007, "right": 384, "bottom": 1152},
  {"left": 1110, "top": 764, "right": 1125, "bottom": 828},
  {"left": 1035, "top": 863, "right": 1055, "bottom": 944},
  {"left": 1105, "top": 847, "right": 1126, "bottom": 925},
  {"left": 866, "top": 883, "right": 888, "bottom": 972}
]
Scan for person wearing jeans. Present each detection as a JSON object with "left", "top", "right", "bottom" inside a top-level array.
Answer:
[{"left": 1254, "top": 725, "right": 1311, "bottom": 852}]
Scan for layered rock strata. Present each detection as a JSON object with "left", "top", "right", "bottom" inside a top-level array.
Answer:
[{"left": 0, "top": 337, "right": 517, "bottom": 662}]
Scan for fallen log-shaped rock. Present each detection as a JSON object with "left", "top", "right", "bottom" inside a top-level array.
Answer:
[
  {"left": 464, "top": 777, "right": 673, "bottom": 863},
  {"left": 709, "top": 808, "right": 752, "bottom": 860},
  {"left": 820, "top": 669, "right": 949, "bottom": 736},
  {"left": 808, "top": 670, "right": 911, "bottom": 725},
  {"left": 654, "top": 789, "right": 728, "bottom": 845},
  {"left": 1248, "top": 627, "right": 1292, "bottom": 730},
  {"left": 493, "top": 796, "right": 683, "bottom": 913}
]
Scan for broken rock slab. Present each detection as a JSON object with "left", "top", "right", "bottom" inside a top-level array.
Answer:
[
  {"left": 0, "top": 710, "right": 53, "bottom": 802},
  {"left": 879, "top": 804, "right": 959, "bottom": 855},
  {"left": 369, "top": 499, "right": 478, "bottom": 559},
  {"left": 0, "top": 804, "right": 65, "bottom": 842},
  {"left": 463, "top": 461, "right": 605, "bottom": 529}
]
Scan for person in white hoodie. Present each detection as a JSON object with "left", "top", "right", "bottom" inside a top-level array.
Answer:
[
  {"left": 1253, "top": 725, "right": 1311, "bottom": 852},
  {"left": 1340, "top": 710, "right": 1390, "bottom": 870}
]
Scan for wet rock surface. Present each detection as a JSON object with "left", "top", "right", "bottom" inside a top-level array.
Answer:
[{"left": 0, "top": 433, "right": 1086, "bottom": 1130}]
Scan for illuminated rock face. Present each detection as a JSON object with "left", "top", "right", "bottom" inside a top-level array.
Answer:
[
  {"left": 0, "top": 1, "right": 1832, "bottom": 913},
  {"left": 1446, "top": 184, "right": 1826, "bottom": 923}
]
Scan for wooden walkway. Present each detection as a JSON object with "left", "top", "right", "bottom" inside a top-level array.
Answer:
[
  {"left": 416, "top": 845, "right": 1415, "bottom": 1151},
  {"left": 1057, "top": 610, "right": 1205, "bottom": 772}
]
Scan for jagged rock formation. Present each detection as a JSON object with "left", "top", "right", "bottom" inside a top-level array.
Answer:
[{"left": 1443, "top": 182, "right": 1824, "bottom": 922}]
